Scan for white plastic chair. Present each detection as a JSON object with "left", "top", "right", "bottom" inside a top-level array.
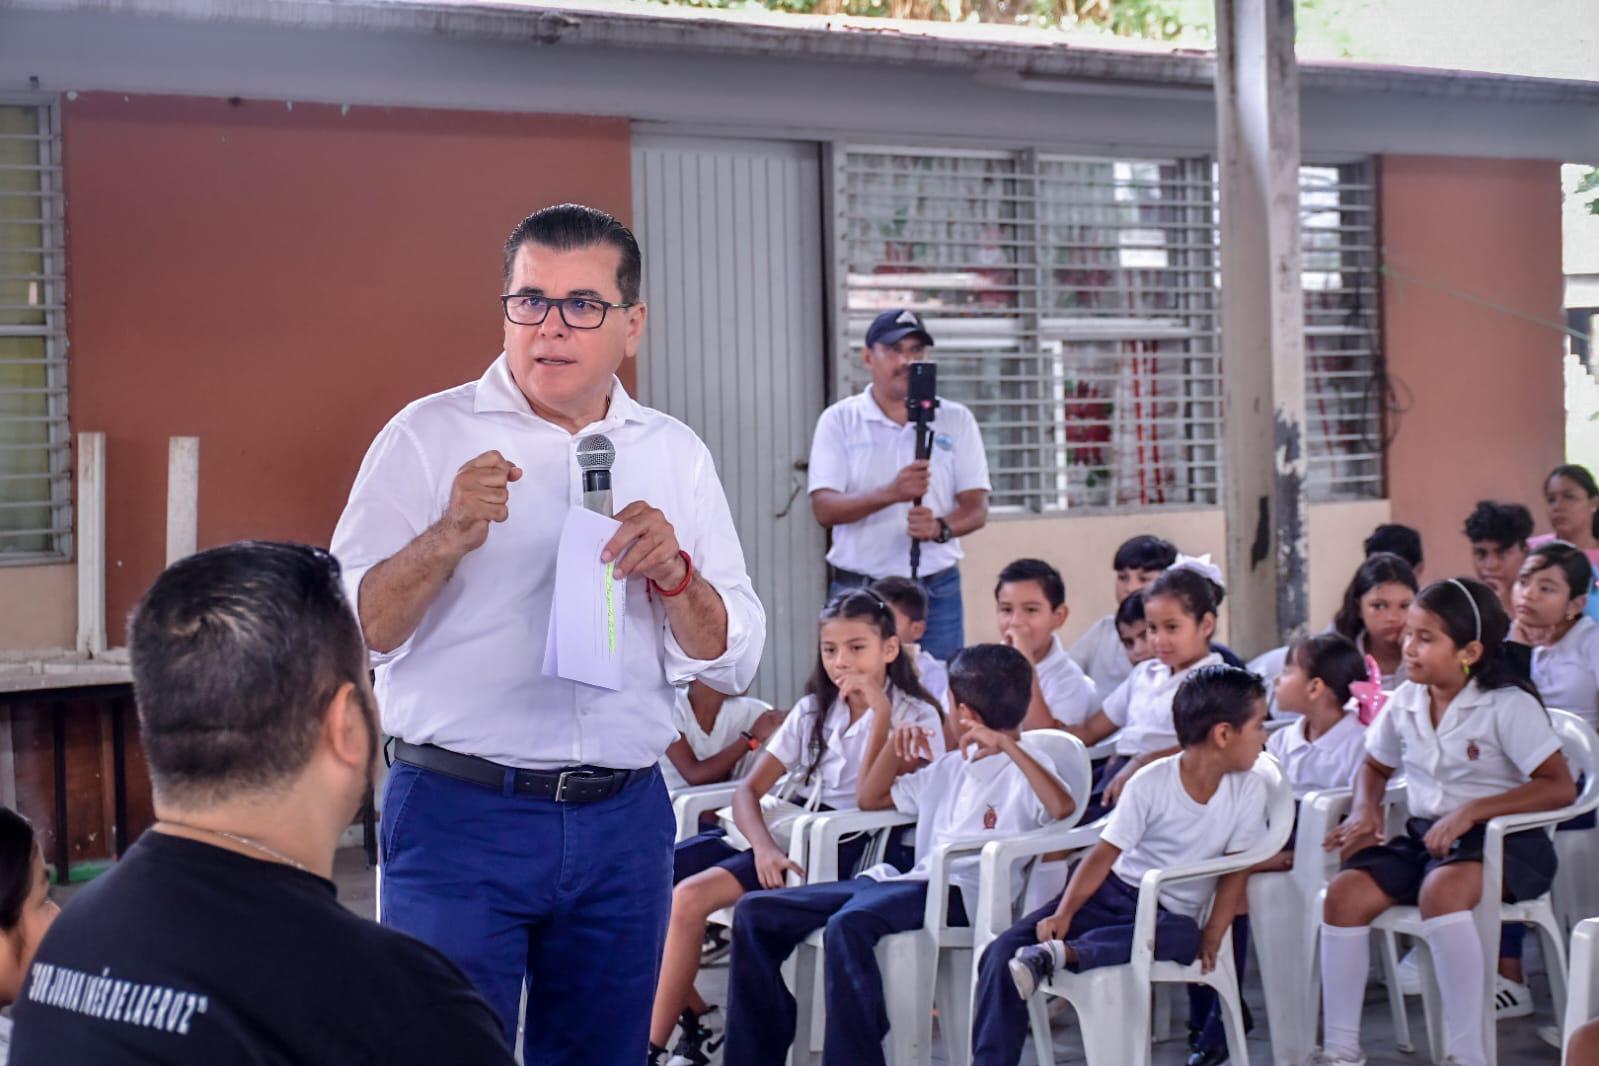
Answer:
[
  {"left": 1022, "top": 753, "right": 1295, "bottom": 1066},
  {"left": 1363, "top": 709, "right": 1599, "bottom": 1065},
  {"left": 787, "top": 730, "right": 1093, "bottom": 1066},
  {"left": 1564, "top": 916, "right": 1599, "bottom": 1060},
  {"left": 1246, "top": 784, "right": 1349, "bottom": 1066}
]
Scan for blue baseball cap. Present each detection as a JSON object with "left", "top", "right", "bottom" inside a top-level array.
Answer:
[{"left": 865, "top": 309, "right": 935, "bottom": 349}]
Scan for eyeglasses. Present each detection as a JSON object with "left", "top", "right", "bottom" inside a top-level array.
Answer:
[{"left": 500, "top": 294, "right": 633, "bottom": 330}]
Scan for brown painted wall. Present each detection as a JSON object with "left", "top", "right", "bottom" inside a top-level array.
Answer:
[
  {"left": 1381, "top": 155, "right": 1566, "bottom": 581},
  {"left": 61, "top": 92, "right": 633, "bottom": 643}
]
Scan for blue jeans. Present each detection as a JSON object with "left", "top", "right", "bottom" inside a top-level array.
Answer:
[
  {"left": 972, "top": 872, "right": 1201, "bottom": 1066},
  {"left": 380, "top": 761, "right": 674, "bottom": 1063},
  {"left": 723, "top": 876, "right": 968, "bottom": 1066},
  {"left": 830, "top": 563, "right": 964, "bottom": 662}
]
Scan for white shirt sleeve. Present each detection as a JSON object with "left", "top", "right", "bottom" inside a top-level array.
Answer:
[
  {"left": 1101, "top": 673, "right": 1135, "bottom": 728},
  {"left": 1495, "top": 692, "right": 1564, "bottom": 777},
  {"left": 950, "top": 405, "right": 992, "bottom": 494},
  {"left": 329, "top": 417, "right": 438, "bottom": 665},
  {"left": 1364, "top": 700, "right": 1404, "bottom": 770},
  {"left": 1223, "top": 772, "right": 1270, "bottom": 854},
  {"left": 889, "top": 759, "right": 937, "bottom": 817},
  {"left": 1044, "top": 665, "right": 1099, "bottom": 728},
  {"left": 766, "top": 696, "right": 815, "bottom": 773},
  {"left": 1098, "top": 766, "right": 1152, "bottom": 853},
  {"left": 806, "top": 405, "right": 850, "bottom": 495},
  {"left": 662, "top": 444, "right": 767, "bottom": 695}
]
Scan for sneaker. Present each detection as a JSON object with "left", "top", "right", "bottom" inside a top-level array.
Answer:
[
  {"left": 699, "top": 927, "right": 731, "bottom": 966},
  {"left": 1395, "top": 947, "right": 1423, "bottom": 996},
  {"left": 1537, "top": 1024, "right": 1562, "bottom": 1049},
  {"left": 1493, "top": 974, "right": 1533, "bottom": 1020},
  {"left": 648, "top": 1045, "right": 669, "bottom": 1066},
  {"left": 1303, "top": 1049, "right": 1366, "bottom": 1066},
  {"left": 1007, "top": 942, "right": 1066, "bottom": 999},
  {"left": 665, "top": 1007, "right": 723, "bottom": 1066}
]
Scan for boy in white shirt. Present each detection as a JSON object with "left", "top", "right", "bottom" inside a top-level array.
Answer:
[
  {"left": 995, "top": 559, "right": 1099, "bottom": 731},
  {"left": 721, "top": 644, "right": 1074, "bottom": 1066},
  {"left": 873, "top": 576, "right": 951, "bottom": 715},
  {"left": 1069, "top": 535, "right": 1178, "bottom": 692},
  {"left": 973, "top": 665, "right": 1270, "bottom": 1066},
  {"left": 660, "top": 680, "right": 784, "bottom": 792}
]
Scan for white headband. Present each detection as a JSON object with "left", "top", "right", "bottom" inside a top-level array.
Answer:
[
  {"left": 1446, "top": 578, "right": 1482, "bottom": 643},
  {"left": 1169, "top": 552, "right": 1225, "bottom": 590}
]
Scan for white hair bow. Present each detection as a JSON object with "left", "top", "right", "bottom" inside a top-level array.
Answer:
[{"left": 1170, "top": 552, "right": 1225, "bottom": 588}]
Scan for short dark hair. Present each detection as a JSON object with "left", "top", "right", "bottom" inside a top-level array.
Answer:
[
  {"left": 1114, "top": 589, "right": 1146, "bottom": 629},
  {"left": 129, "top": 542, "right": 370, "bottom": 807},
  {"left": 948, "top": 644, "right": 1033, "bottom": 731},
  {"left": 1463, "top": 500, "right": 1535, "bottom": 550},
  {"left": 0, "top": 808, "right": 36, "bottom": 932},
  {"left": 502, "top": 203, "right": 642, "bottom": 304},
  {"left": 995, "top": 558, "right": 1066, "bottom": 610},
  {"left": 1363, "top": 524, "right": 1423, "bottom": 570},
  {"left": 872, "top": 576, "right": 928, "bottom": 625},
  {"left": 1172, "top": 664, "right": 1266, "bottom": 747},
  {"left": 1113, "top": 535, "right": 1178, "bottom": 573},
  {"left": 1287, "top": 633, "right": 1368, "bottom": 706}
]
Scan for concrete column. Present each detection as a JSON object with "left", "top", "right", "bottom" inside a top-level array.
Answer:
[{"left": 1214, "top": 0, "right": 1308, "bottom": 655}]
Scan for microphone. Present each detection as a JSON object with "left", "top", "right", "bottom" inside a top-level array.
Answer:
[
  {"left": 906, "top": 362, "right": 940, "bottom": 580},
  {"left": 576, "top": 433, "right": 615, "bottom": 518}
]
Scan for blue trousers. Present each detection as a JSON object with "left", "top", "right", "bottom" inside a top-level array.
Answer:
[
  {"left": 972, "top": 872, "right": 1201, "bottom": 1066},
  {"left": 830, "top": 563, "right": 964, "bottom": 662},
  {"left": 380, "top": 761, "right": 674, "bottom": 1064},
  {"left": 723, "top": 876, "right": 968, "bottom": 1066}
]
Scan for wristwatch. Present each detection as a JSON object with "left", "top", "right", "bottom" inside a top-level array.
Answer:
[{"left": 935, "top": 518, "right": 953, "bottom": 544}]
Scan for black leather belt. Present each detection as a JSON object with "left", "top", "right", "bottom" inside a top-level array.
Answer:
[
  {"left": 391, "top": 740, "right": 642, "bottom": 804},
  {"left": 832, "top": 564, "right": 955, "bottom": 586}
]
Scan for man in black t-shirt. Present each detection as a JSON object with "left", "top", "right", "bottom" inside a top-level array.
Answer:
[{"left": 11, "top": 542, "right": 512, "bottom": 1065}]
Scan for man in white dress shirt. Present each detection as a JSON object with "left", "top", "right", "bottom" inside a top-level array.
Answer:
[
  {"left": 330, "top": 204, "right": 765, "bottom": 1064},
  {"left": 807, "top": 309, "right": 991, "bottom": 662}
]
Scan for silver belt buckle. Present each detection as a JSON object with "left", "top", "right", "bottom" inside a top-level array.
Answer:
[{"left": 554, "top": 770, "right": 578, "bottom": 802}]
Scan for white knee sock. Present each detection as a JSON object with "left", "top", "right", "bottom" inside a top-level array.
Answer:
[
  {"left": 1319, "top": 923, "right": 1370, "bottom": 1057},
  {"left": 1423, "top": 911, "right": 1488, "bottom": 1066}
]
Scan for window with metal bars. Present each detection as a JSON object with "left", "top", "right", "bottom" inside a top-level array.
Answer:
[
  {"left": 834, "top": 146, "right": 1382, "bottom": 513},
  {"left": 0, "top": 101, "right": 68, "bottom": 561}
]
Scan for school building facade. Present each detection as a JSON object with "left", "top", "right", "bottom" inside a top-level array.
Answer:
[{"left": 0, "top": 0, "right": 1593, "bottom": 870}]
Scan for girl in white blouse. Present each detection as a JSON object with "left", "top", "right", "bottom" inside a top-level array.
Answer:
[{"left": 1512, "top": 541, "right": 1599, "bottom": 728}]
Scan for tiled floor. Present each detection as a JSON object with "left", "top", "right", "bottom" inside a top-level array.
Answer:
[{"left": 329, "top": 847, "right": 1562, "bottom": 1064}]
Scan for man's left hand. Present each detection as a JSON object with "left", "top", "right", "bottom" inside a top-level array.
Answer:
[
  {"left": 907, "top": 506, "right": 940, "bottom": 542},
  {"left": 603, "top": 501, "right": 690, "bottom": 586}
]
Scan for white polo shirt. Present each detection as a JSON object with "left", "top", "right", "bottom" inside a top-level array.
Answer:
[
  {"left": 765, "top": 686, "right": 946, "bottom": 809},
  {"left": 914, "top": 648, "right": 950, "bottom": 714},
  {"left": 807, "top": 386, "right": 990, "bottom": 578},
  {"left": 858, "top": 740, "right": 1066, "bottom": 905},
  {"left": 1036, "top": 636, "right": 1100, "bottom": 728},
  {"left": 1266, "top": 713, "right": 1366, "bottom": 796},
  {"left": 1365, "top": 680, "right": 1563, "bottom": 820},
  {"left": 1102, "top": 755, "right": 1269, "bottom": 918},
  {"left": 1532, "top": 616, "right": 1599, "bottom": 729},
  {"left": 330, "top": 355, "right": 766, "bottom": 771},
  {"left": 659, "top": 690, "right": 772, "bottom": 792},
  {"left": 1069, "top": 614, "right": 1134, "bottom": 694},
  {"left": 1103, "top": 653, "right": 1224, "bottom": 756}
]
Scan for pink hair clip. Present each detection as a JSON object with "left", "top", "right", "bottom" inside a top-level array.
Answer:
[{"left": 1347, "top": 654, "right": 1387, "bottom": 725}]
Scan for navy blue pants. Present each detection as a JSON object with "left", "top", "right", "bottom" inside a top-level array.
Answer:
[
  {"left": 830, "top": 563, "right": 964, "bottom": 663},
  {"left": 722, "top": 876, "right": 968, "bottom": 1066},
  {"left": 972, "top": 872, "right": 1201, "bottom": 1066},
  {"left": 380, "top": 760, "right": 674, "bottom": 1064}
]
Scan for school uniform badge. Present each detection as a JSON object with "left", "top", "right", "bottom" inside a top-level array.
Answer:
[
  {"left": 1466, "top": 739, "right": 1481, "bottom": 761},
  {"left": 983, "top": 804, "right": 998, "bottom": 830}
]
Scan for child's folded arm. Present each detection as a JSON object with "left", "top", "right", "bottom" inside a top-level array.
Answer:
[{"left": 995, "top": 733, "right": 1076, "bottom": 822}]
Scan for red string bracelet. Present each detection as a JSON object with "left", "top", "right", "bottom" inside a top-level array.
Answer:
[{"left": 650, "top": 551, "right": 694, "bottom": 598}]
